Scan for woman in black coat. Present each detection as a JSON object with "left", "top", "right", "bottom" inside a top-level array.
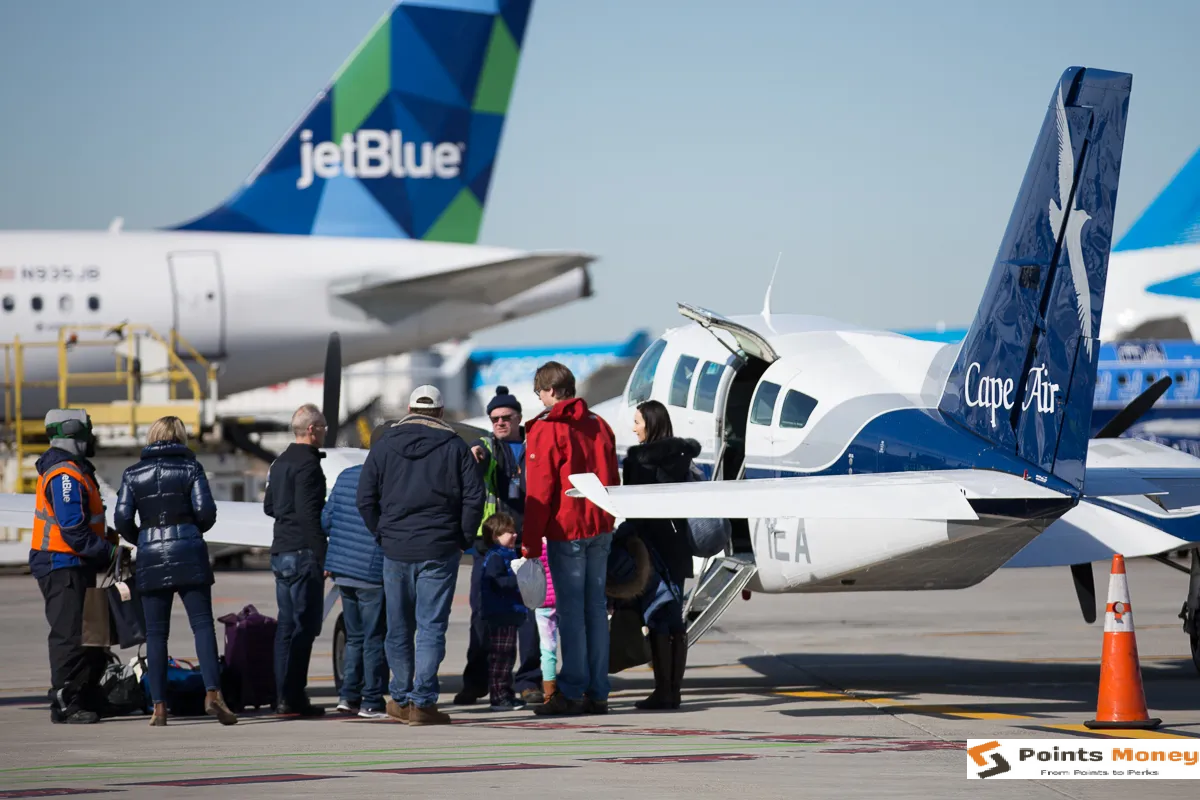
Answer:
[
  {"left": 623, "top": 400, "right": 700, "bottom": 710},
  {"left": 114, "top": 416, "right": 236, "bottom": 727}
]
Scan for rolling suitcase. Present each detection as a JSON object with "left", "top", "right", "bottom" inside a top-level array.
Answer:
[{"left": 218, "top": 604, "right": 278, "bottom": 712}]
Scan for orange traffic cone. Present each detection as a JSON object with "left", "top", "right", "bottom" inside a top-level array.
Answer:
[{"left": 1084, "top": 554, "right": 1162, "bottom": 729}]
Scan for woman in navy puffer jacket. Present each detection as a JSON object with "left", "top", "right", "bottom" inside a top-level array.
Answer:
[{"left": 114, "top": 416, "right": 236, "bottom": 727}]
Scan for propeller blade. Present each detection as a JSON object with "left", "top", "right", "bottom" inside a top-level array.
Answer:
[
  {"left": 1070, "top": 562, "right": 1096, "bottom": 624},
  {"left": 323, "top": 332, "right": 341, "bottom": 446},
  {"left": 1094, "top": 374, "right": 1172, "bottom": 439}
]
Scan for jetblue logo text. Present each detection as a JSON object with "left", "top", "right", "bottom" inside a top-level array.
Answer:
[
  {"left": 297, "top": 129, "right": 464, "bottom": 189},
  {"left": 964, "top": 362, "right": 1061, "bottom": 428}
]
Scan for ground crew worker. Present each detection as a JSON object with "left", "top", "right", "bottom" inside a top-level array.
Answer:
[
  {"left": 30, "top": 409, "right": 118, "bottom": 724},
  {"left": 456, "top": 386, "right": 543, "bottom": 705}
]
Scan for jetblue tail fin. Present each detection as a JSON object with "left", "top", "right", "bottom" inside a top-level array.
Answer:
[
  {"left": 173, "top": 0, "right": 533, "bottom": 242},
  {"left": 938, "top": 67, "right": 1132, "bottom": 491},
  {"left": 1113, "top": 144, "right": 1200, "bottom": 252}
]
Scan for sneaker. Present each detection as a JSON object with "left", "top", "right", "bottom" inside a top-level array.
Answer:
[
  {"left": 407, "top": 704, "right": 452, "bottom": 725},
  {"left": 358, "top": 707, "right": 388, "bottom": 720},
  {"left": 51, "top": 691, "right": 99, "bottom": 725},
  {"left": 386, "top": 698, "right": 410, "bottom": 722},
  {"left": 489, "top": 700, "right": 519, "bottom": 712},
  {"left": 336, "top": 701, "right": 360, "bottom": 715},
  {"left": 532, "top": 691, "right": 585, "bottom": 716}
]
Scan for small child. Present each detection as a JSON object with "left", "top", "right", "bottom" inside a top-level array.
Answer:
[
  {"left": 534, "top": 549, "right": 558, "bottom": 702},
  {"left": 480, "top": 513, "right": 528, "bottom": 711}
]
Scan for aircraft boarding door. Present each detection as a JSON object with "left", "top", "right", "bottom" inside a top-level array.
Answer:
[{"left": 167, "top": 251, "right": 226, "bottom": 359}]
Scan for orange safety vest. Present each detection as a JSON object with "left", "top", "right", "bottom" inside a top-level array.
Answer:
[{"left": 31, "top": 462, "right": 106, "bottom": 555}]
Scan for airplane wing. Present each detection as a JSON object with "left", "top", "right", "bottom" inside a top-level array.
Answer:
[
  {"left": 567, "top": 468, "right": 1070, "bottom": 521},
  {"left": 0, "top": 493, "right": 276, "bottom": 551},
  {"left": 1083, "top": 437, "right": 1200, "bottom": 510},
  {"left": 333, "top": 252, "right": 593, "bottom": 325}
]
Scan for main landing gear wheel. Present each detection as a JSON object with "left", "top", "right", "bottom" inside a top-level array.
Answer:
[{"left": 332, "top": 612, "right": 346, "bottom": 693}]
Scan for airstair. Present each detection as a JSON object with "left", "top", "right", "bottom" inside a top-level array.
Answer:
[{"left": 0, "top": 324, "right": 219, "bottom": 493}]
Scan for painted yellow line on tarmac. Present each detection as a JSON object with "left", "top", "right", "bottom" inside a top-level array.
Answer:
[
  {"left": 775, "top": 690, "right": 1031, "bottom": 720},
  {"left": 1014, "top": 655, "right": 1189, "bottom": 664},
  {"left": 1046, "top": 724, "right": 1199, "bottom": 740}
]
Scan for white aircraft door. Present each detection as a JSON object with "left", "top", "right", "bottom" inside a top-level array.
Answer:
[{"left": 167, "top": 251, "right": 226, "bottom": 358}]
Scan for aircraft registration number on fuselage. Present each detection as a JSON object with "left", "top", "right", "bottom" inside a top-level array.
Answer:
[{"left": 2, "top": 265, "right": 102, "bottom": 282}]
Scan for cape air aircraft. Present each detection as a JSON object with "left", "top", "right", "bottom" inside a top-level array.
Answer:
[{"left": 564, "top": 66, "right": 1200, "bottom": 668}]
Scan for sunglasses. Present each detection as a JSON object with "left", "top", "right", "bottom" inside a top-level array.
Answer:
[{"left": 490, "top": 414, "right": 517, "bottom": 424}]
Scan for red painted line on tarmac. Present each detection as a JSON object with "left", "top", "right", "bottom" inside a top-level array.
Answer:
[
  {"left": 0, "top": 791, "right": 118, "bottom": 798},
  {"left": 116, "top": 774, "right": 344, "bottom": 787},
  {"left": 588, "top": 753, "right": 761, "bottom": 765},
  {"left": 586, "top": 727, "right": 754, "bottom": 737},
  {"left": 362, "top": 763, "right": 576, "bottom": 775}
]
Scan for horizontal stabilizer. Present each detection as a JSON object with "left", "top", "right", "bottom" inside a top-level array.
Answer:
[
  {"left": 1004, "top": 498, "right": 1189, "bottom": 567},
  {"left": 1084, "top": 438, "right": 1200, "bottom": 509},
  {"left": 334, "top": 252, "right": 592, "bottom": 324},
  {"left": 567, "top": 469, "right": 1070, "bottom": 522}
]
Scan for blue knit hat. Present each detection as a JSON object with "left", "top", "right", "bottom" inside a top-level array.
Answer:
[{"left": 486, "top": 385, "right": 522, "bottom": 415}]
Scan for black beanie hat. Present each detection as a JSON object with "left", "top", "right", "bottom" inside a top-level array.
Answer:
[{"left": 486, "top": 385, "right": 522, "bottom": 415}]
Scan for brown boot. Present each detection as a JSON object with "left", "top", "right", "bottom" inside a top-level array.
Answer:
[
  {"left": 205, "top": 690, "right": 238, "bottom": 725},
  {"left": 149, "top": 702, "right": 168, "bottom": 727},
  {"left": 542, "top": 680, "right": 557, "bottom": 703},
  {"left": 386, "top": 698, "right": 410, "bottom": 723},
  {"left": 407, "top": 703, "right": 452, "bottom": 726}
]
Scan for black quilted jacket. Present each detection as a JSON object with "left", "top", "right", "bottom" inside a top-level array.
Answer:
[{"left": 114, "top": 441, "right": 218, "bottom": 592}]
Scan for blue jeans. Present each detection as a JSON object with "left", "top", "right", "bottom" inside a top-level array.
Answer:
[
  {"left": 547, "top": 533, "right": 613, "bottom": 701},
  {"left": 338, "top": 585, "right": 387, "bottom": 710},
  {"left": 271, "top": 549, "right": 325, "bottom": 706},
  {"left": 140, "top": 585, "right": 222, "bottom": 704},
  {"left": 383, "top": 554, "right": 460, "bottom": 708}
]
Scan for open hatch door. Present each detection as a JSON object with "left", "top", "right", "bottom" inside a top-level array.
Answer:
[{"left": 678, "top": 303, "right": 779, "bottom": 363}]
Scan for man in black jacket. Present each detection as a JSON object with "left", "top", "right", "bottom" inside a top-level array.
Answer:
[
  {"left": 357, "top": 385, "right": 485, "bottom": 725},
  {"left": 264, "top": 403, "right": 327, "bottom": 716}
]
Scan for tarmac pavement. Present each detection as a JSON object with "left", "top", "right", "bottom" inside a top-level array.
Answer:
[{"left": 1, "top": 557, "right": 1199, "bottom": 798}]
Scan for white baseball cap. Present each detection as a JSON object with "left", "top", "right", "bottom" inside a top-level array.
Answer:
[{"left": 409, "top": 384, "right": 444, "bottom": 409}]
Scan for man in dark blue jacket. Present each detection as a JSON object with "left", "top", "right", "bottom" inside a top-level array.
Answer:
[
  {"left": 322, "top": 463, "right": 388, "bottom": 719},
  {"left": 357, "top": 385, "right": 485, "bottom": 725}
]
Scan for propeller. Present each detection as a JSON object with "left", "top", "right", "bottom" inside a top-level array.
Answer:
[
  {"left": 1070, "top": 373, "right": 1172, "bottom": 623},
  {"left": 323, "top": 332, "right": 342, "bottom": 447},
  {"left": 1094, "top": 374, "right": 1172, "bottom": 439}
]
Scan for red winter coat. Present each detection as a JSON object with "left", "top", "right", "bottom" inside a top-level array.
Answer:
[{"left": 522, "top": 397, "right": 620, "bottom": 558}]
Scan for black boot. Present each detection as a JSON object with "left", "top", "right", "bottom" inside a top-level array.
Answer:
[
  {"left": 669, "top": 632, "right": 688, "bottom": 709},
  {"left": 635, "top": 633, "right": 674, "bottom": 710}
]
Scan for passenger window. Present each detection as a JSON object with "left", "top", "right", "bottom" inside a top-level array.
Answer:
[
  {"left": 693, "top": 361, "right": 724, "bottom": 413},
  {"left": 669, "top": 355, "right": 699, "bottom": 407},
  {"left": 59, "top": 295, "right": 73, "bottom": 312},
  {"left": 627, "top": 338, "right": 667, "bottom": 406},
  {"left": 750, "top": 381, "right": 781, "bottom": 426},
  {"left": 31, "top": 296, "right": 42, "bottom": 312},
  {"left": 2, "top": 296, "right": 12, "bottom": 312},
  {"left": 87, "top": 295, "right": 100, "bottom": 312},
  {"left": 780, "top": 389, "right": 818, "bottom": 429}
]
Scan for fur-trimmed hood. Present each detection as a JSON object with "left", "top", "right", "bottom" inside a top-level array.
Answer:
[
  {"left": 606, "top": 530, "right": 653, "bottom": 600},
  {"left": 623, "top": 436, "right": 701, "bottom": 487}
]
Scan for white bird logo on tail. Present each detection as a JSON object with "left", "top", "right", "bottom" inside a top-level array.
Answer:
[{"left": 1047, "top": 84, "right": 1093, "bottom": 357}]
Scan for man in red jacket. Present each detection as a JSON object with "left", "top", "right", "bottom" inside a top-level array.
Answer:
[{"left": 521, "top": 361, "right": 620, "bottom": 715}]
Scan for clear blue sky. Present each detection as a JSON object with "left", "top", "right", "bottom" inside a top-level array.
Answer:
[{"left": 2, "top": 0, "right": 1199, "bottom": 347}]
